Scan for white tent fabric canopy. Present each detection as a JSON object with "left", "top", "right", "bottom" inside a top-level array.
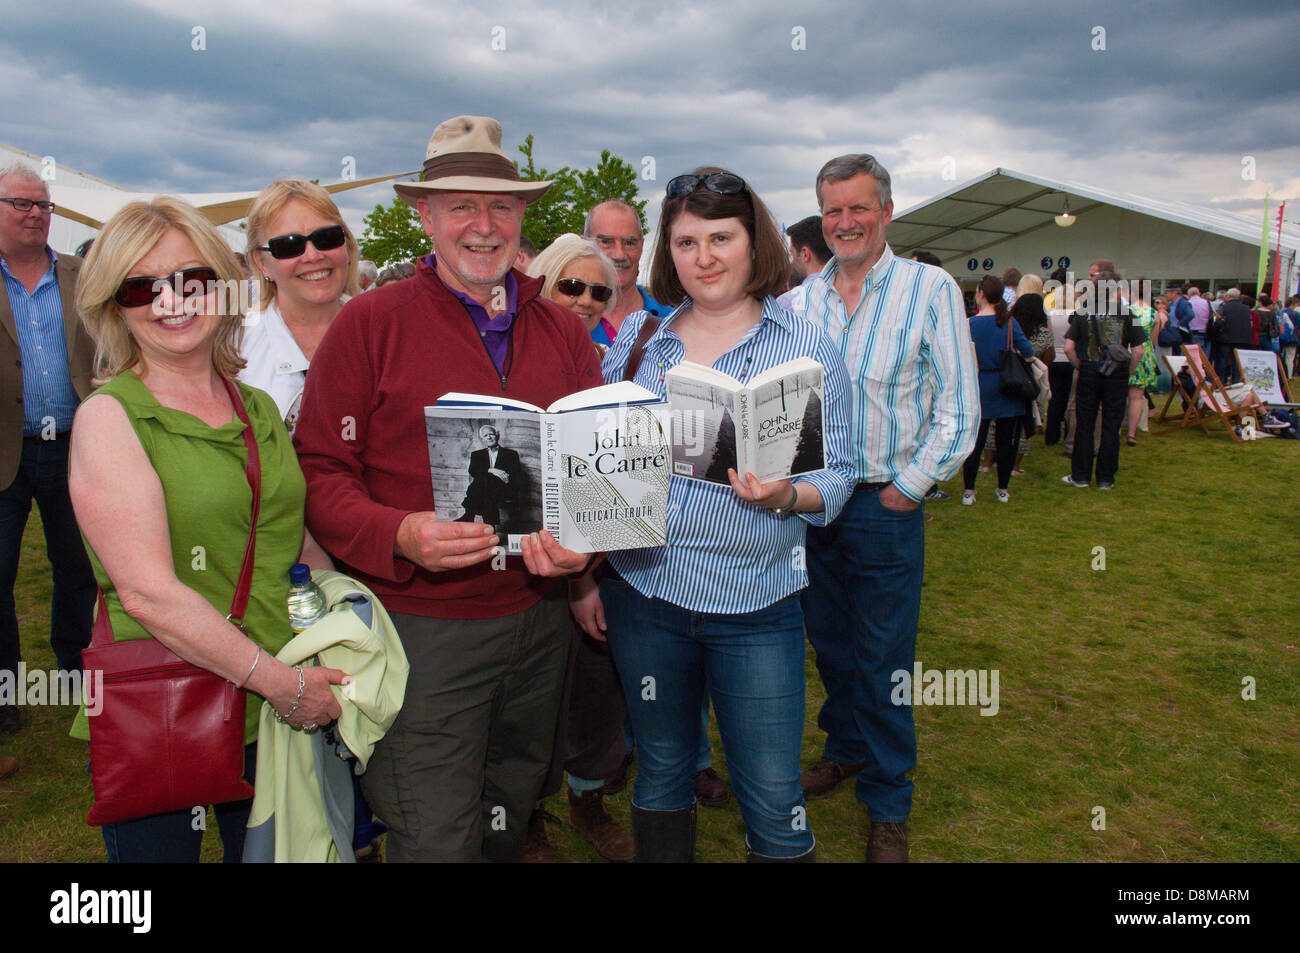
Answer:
[
  {"left": 3, "top": 138, "right": 414, "bottom": 253},
  {"left": 49, "top": 172, "right": 415, "bottom": 229},
  {"left": 887, "top": 168, "right": 1299, "bottom": 294}
]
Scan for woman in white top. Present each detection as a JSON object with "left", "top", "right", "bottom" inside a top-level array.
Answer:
[{"left": 239, "top": 180, "right": 359, "bottom": 433}]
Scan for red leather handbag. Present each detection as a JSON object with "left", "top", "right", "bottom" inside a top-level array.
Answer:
[{"left": 84, "top": 379, "right": 263, "bottom": 826}]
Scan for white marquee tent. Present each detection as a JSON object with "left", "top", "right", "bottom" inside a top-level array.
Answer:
[
  {"left": 1, "top": 141, "right": 412, "bottom": 256},
  {"left": 887, "top": 168, "right": 1300, "bottom": 298}
]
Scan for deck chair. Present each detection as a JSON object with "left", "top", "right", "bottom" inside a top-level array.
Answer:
[
  {"left": 1155, "top": 353, "right": 1196, "bottom": 423},
  {"left": 1157, "top": 344, "right": 1264, "bottom": 441},
  {"left": 1233, "top": 348, "right": 1300, "bottom": 410}
]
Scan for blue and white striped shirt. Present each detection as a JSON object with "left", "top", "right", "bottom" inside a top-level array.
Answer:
[
  {"left": 803, "top": 246, "right": 979, "bottom": 501},
  {"left": 2, "top": 248, "right": 79, "bottom": 435},
  {"left": 601, "top": 296, "right": 855, "bottom": 614}
]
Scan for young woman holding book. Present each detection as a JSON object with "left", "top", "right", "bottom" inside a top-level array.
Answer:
[{"left": 569, "top": 167, "right": 855, "bottom": 861}]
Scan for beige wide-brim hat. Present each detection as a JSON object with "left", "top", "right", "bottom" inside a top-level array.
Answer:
[{"left": 394, "top": 115, "right": 551, "bottom": 208}]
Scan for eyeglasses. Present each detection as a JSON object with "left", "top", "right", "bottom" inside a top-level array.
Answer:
[
  {"left": 258, "top": 224, "right": 346, "bottom": 260},
  {"left": 555, "top": 277, "right": 613, "bottom": 302},
  {"left": 0, "top": 197, "right": 55, "bottom": 213},
  {"left": 665, "top": 173, "right": 747, "bottom": 199},
  {"left": 114, "top": 267, "right": 219, "bottom": 308}
]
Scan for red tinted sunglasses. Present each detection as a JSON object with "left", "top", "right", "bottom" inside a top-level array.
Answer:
[{"left": 114, "top": 267, "right": 219, "bottom": 308}]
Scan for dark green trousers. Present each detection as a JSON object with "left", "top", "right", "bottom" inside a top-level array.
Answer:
[{"left": 361, "top": 590, "right": 570, "bottom": 861}]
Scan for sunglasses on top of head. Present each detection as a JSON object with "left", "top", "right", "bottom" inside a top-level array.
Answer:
[
  {"left": 555, "top": 278, "right": 613, "bottom": 302},
  {"left": 114, "top": 267, "right": 220, "bottom": 308},
  {"left": 258, "top": 224, "right": 347, "bottom": 260},
  {"left": 665, "top": 173, "right": 748, "bottom": 199}
]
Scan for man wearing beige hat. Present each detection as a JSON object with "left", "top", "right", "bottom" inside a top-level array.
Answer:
[{"left": 294, "top": 115, "right": 604, "bottom": 862}]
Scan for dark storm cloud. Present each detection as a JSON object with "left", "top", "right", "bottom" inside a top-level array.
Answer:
[{"left": 0, "top": 0, "right": 1294, "bottom": 232}]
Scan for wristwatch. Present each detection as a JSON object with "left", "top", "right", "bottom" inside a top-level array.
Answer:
[{"left": 771, "top": 483, "right": 799, "bottom": 519}]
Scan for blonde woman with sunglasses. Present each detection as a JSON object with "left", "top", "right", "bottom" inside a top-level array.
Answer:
[{"left": 240, "top": 179, "right": 360, "bottom": 434}]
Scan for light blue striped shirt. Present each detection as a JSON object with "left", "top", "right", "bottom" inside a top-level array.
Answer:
[
  {"left": 2, "top": 248, "right": 79, "bottom": 435},
  {"left": 601, "top": 296, "right": 855, "bottom": 614},
  {"left": 803, "top": 246, "right": 980, "bottom": 501}
]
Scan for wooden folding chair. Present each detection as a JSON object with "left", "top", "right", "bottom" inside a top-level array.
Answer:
[
  {"left": 1233, "top": 348, "right": 1300, "bottom": 410},
  {"left": 1155, "top": 353, "right": 1195, "bottom": 424},
  {"left": 1156, "top": 344, "right": 1258, "bottom": 441}
]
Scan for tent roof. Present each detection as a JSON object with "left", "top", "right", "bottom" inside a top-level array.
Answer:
[
  {"left": 49, "top": 172, "right": 416, "bottom": 229},
  {"left": 887, "top": 167, "right": 1300, "bottom": 262}
]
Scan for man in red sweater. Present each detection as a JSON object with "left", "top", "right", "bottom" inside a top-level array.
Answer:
[{"left": 294, "top": 116, "right": 602, "bottom": 862}]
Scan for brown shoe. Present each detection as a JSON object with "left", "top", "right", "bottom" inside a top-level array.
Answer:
[
  {"left": 521, "top": 807, "right": 558, "bottom": 863},
  {"left": 569, "top": 787, "right": 634, "bottom": 862},
  {"left": 0, "top": 755, "right": 16, "bottom": 780},
  {"left": 866, "top": 821, "right": 908, "bottom": 863},
  {"left": 692, "top": 767, "right": 730, "bottom": 808},
  {"left": 800, "top": 757, "right": 866, "bottom": 798}
]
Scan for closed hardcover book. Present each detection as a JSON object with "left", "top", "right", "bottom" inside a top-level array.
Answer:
[
  {"left": 665, "top": 358, "right": 825, "bottom": 484},
  {"left": 426, "top": 381, "right": 671, "bottom": 554}
]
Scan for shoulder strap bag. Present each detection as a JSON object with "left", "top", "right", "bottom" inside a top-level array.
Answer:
[
  {"left": 997, "top": 318, "right": 1039, "bottom": 401},
  {"left": 84, "top": 379, "right": 262, "bottom": 826}
]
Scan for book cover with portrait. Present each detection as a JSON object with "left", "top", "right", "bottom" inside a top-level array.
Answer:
[{"left": 426, "top": 381, "right": 671, "bottom": 554}]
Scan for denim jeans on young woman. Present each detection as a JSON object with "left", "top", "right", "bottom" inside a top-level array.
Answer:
[{"left": 600, "top": 577, "right": 812, "bottom": 858}]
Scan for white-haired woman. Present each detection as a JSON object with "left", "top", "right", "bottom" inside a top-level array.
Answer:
[
  {"left": 528, "top": 234, "right": 619, "bottom": 351},
  {"left": 520, "top": 233, "right": 634, "bottom": 860}
]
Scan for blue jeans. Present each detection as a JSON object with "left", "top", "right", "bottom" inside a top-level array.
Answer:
[
  {"left": 101, "top": 744, "right": 257, "bottom": 863},
  {"left": 624, "top": 695, "right": 713, "bottom": 775},
  {"left": 0, "top": 434, "right": 96, "bottom": 678},
  {"left": 803, "top": 485, "right": 924, "bottom": 823},
  {"left": 601, "top": 578, "right": 812, "bottom": 858}
]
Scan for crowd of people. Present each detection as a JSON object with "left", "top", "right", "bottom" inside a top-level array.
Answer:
[{"left": 0, "top": 111, "right": 1293, "bottom": 861}]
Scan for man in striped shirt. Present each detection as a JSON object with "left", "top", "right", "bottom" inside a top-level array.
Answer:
[{"left": 799, "top": 154, "right": 979, "bottom": 862}]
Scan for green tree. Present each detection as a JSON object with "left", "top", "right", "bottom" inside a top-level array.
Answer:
[
  {"left": 358, "top": 190, "right": 428, "bottom": 269},
  {"left": 517, "top": 135, "right": 645, "bottom": 249},
  {"left": 357, "top": 139, "right": 647, "bottom": 267}
]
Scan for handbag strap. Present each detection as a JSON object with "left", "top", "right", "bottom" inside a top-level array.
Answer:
[
  {"left": 623, "top": 317, "right": 663, "bottom": 382},
  {"left": 88, "top": 380, "right": 262, "bottom": 648},
  {"left": 1004, "top": 316, "right": 1013, "bottom": 350},
  {"left": 224, "top": 378, "right": 261, "bottom": 629}
]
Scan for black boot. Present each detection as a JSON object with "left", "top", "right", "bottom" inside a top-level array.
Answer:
[{"left": 631, "top": 804, "right": 695, "bottom": 863}]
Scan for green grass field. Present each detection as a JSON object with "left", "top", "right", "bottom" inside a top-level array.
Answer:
[{"left": 2, "top": 420, "right": 1296, "bottom": 862}]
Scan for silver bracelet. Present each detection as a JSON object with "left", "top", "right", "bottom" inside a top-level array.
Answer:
[
  {"left": 236, "top": 645, "right": 261, "bottom": 689},
  {"left": 272, "top": 666, "right": 305, "bottom": 725}
]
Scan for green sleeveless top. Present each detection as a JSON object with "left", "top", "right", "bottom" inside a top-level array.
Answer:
[{"left": 71, "top": 371, "right": 306, "bottom": 742}]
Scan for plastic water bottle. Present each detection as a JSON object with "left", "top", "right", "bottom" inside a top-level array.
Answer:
[{"left": 286, "top": 563, "right": 326, "bottom": 633}]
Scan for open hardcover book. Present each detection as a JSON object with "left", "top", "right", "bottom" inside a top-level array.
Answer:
[
  {"left": 665, "top": 358, "right": 826, "bottom": 484},
  {"left": 426, "top": 381, "right": 671, "bottom": 554}
]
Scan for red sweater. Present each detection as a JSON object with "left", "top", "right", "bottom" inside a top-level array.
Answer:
[{"left": 294, "top": 260, "right": 603, "bottom": 619}]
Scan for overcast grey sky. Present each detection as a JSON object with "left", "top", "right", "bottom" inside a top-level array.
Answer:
[{"left": 2, "top": 0, "right": 1296, "bottom": 238}]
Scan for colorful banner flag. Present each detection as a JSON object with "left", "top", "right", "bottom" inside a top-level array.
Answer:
[
  {"left": 1256, "top": 193, "right": 1270, "bottom": 294},
  {"left": 1271, "top": 202, "right": 1286, "bottom": 305}
]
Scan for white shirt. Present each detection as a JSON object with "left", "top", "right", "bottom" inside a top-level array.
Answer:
[
  {"left": 775, "top": 273, "right": 819, "bottom": 318},
  {"left": 1049, "top": 308, "right": 1073, "bottom": 362},
  {"left": 238, "top": 299, "right": 310, "bottom": 434}
]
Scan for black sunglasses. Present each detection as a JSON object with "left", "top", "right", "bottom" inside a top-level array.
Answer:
[
  {"left": 114, "top": 267, "right": 219, "bottom": 308},
  {"left": 555, "top": 277, "right": 613, "bottom": 302},
  {"left": 258, "top": 224, "right": 347, "bottom": 260},
  {"left": 0, "top": 197, "right": 55, "bottom": 213},
  {"left": 665, "top": 173, "right": 747, "bottom": 199}
]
